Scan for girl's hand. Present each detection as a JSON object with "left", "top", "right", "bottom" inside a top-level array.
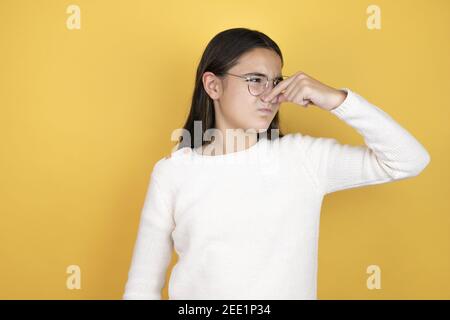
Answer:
[{"left": 261, "top": 71, "right": 347, "bottom": 111}]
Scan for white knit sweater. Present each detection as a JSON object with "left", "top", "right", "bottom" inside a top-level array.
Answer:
[{"left": 123, "top": 88, "right": 430, "bottom": 300}]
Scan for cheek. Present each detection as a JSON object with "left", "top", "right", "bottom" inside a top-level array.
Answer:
[{"left": 222, "top": 87, "right": 255, "bottom": 117}]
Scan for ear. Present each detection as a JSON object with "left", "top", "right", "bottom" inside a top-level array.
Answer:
[{"left": 202, "top": 71, "right": 222, "bottom": 100}]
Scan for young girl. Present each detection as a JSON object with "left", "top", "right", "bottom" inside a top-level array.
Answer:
[{"left": 123, "top": 28, "right": 430, "bottom": 300}]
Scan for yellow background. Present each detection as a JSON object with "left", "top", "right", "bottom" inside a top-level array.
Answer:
[{"left": 0, "top": 0, "right": 449, "bottom": 299}]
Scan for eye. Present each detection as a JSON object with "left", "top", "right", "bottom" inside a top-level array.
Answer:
[
  {"left": 248, "top": 77, "right": 263, "bottom": 83},
  {"left": 274, "top": 78, "right": 283, "bottom": 86}
]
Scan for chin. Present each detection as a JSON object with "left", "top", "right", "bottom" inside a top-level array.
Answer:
[{"left": 246, "top": 121, "right": 272, "bottom": 133}]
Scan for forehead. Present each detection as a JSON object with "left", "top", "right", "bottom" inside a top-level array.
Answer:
[{"left": 232, "top": 48, "right": 282, "bottom": 77}]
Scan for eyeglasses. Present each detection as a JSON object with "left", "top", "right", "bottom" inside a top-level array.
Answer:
[{"left": 222, "top": 72, "right": 290, "bottom": 97}]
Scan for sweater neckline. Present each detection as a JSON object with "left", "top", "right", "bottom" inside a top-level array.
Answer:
[{"left": 191, "top": 136, "right": 267, "bottom": 159}]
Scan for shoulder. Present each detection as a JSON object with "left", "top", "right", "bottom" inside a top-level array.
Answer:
[
  {"left": 152, "top": 146, "right": 193, "bottom": 177},
  {"left": 274, "top": 132, "right": 336, "bottom": 155},
  {"left": 276, "top": 132, "right": 309, "bottom": 149},
  {"left": 161, "top": 143, "right": 186, "bottom": 160}
]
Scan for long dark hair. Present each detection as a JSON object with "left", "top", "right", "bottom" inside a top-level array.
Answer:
[{"left": 176, "top": 27, "right": 285, "bottom": 150}]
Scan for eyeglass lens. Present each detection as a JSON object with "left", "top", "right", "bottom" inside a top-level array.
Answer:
[{"left": 247, "top": 76, "right": 286, "bottom": 96}]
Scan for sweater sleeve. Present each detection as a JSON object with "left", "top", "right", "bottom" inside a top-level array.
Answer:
[
  {"left": 123, "top": 159, "right": 175, "bottom": 299},
  {"left": 297, "top": 88, "right": 431, "bottom": 195}
]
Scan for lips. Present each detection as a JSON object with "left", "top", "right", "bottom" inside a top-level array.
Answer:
[{"left": 258, "top": 107, "right": 272, "bottom": 112}]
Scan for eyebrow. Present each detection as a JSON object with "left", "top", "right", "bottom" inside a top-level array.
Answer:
[{"left": 243, "top": 72, "right": 283, "bottom": 79}]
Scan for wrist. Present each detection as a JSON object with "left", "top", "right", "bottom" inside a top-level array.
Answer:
[{"left": 328, "top": 90, "right": 347, "bottom": 111}]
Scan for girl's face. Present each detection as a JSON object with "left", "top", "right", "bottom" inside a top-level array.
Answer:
[{"left": 208, "top": 48, "right": 283, "bottom": 134}]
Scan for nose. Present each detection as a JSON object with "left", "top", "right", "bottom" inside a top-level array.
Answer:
[
  {"left": 260, "top": 92, "right": 277, "bottom": 103},
  {"left": 259, "top": 83, "right": 276, "bottom": 101},
  {"left": 260, "top": 94, "right": 269, "bottom": 103}
]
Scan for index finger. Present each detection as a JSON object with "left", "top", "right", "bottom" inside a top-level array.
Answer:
[{"left": 262, "top": 75, "right": 296, "bottom": 102}]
